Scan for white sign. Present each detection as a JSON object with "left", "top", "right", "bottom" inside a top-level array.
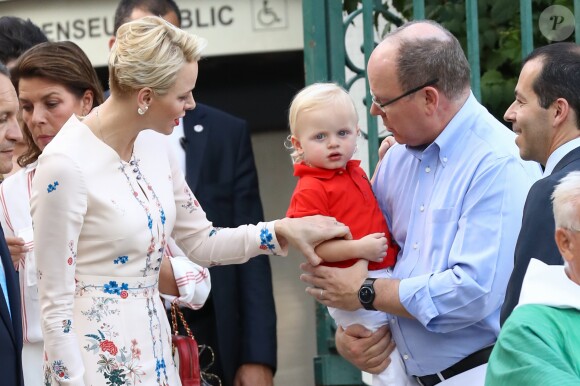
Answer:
[{"left": 0, "top": 0, "right": 304, "bottom": 66}]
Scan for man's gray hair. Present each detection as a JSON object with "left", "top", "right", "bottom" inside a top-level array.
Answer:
[
  {"left": 387, "top": 20, "right": 471, "bottom": 101},
  {"left": 552, "top": 171, "right": 580, "bottom": 230}
]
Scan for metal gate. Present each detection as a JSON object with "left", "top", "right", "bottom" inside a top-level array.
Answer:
[{"left": 302, "top": 1, "right": 580, "bottom": 384}]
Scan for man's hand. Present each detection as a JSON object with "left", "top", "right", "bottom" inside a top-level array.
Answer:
[
  {"left": 300, "top": 259, "right": 367, "bottom": 310},
  {"left": 275, "top": 215, "right": 352, "bottom": 266},
  {"left": 336, "top": 324, "right": 395, "bottom": 374},
  {"left": 233, "top": 363, "right": 273, "bottom": 386},
  {"left": 6, "top": 236, "right": 27, "bottom": 269}
]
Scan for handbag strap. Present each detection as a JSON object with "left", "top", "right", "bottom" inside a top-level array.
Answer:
[
  {"left": 171, "top": 302, "right": 195, "bottom": 339},
  {"left": 170, "top": 303, "right": 222, "bottom": 386}
]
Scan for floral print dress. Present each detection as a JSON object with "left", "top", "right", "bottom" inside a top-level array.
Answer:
[{"left": 31, "top": 116, "right": 283, "bottom": 386}]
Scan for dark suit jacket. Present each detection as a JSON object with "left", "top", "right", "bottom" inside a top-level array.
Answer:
[
  {"left": 500, "top": 146, "right": 580, "bottom": 324},
  {"left": 180, "top": 104, "right": 276, "bottom": 386},
  {"left": 0, "top": 224, "right": 24, "bottom": 386}
]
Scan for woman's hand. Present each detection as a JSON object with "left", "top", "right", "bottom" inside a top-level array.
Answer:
[
  {"left": 158, "top": 255, "right": 179, "bottom": 296},
  {"left": 275, "top": 215, "right": 352, "bottom": 266},
  {"left": 6, "top": 236, "right": 28, "bottom": 269}
]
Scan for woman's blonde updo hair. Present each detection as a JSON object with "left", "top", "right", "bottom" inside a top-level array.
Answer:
[
  {"left": 109, "top": 15, "right": 207, "bottom": 96},
  {"left": 287, "top": 82, "right": 358, "bottom": 163}
]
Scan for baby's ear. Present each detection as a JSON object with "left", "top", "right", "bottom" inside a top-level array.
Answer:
[{"left": 291, "top": 135, "right": 302, "bottom": 151}]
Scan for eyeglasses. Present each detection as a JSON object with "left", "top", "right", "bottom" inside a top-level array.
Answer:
[{"left": 371, "top": 78, "right": 439, "bottom": 113}]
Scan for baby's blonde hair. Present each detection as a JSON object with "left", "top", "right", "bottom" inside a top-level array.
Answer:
[
  {"left": 109, "top": 15, "right": 207, "bottom": 96},
  {"left": 288, "top": 82, "right": 358, "bottom": 163}
]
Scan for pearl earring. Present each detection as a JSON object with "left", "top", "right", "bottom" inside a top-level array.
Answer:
[{"left": 138, "top": 106, "right": 148, "bottom": 115}]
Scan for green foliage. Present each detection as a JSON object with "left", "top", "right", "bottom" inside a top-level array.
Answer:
[{"left": 344, "top": 0, "right": 576, "bottom": 122}]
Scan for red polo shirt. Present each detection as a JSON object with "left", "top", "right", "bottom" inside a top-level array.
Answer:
[{"left": 287, "top": 160, "right": 398, "bottom": 269}]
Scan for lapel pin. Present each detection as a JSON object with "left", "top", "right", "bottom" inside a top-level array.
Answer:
[{"left": 194, "top": 124, "right": 204, "bottom": 133}]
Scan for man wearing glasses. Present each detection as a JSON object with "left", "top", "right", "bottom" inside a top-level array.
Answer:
[{"left": 301, "top": 20, "right": 541, "bottom": 385}]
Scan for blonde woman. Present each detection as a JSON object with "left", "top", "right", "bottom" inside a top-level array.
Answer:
[
  {"left": 31, "top": 17, "right": 348, "bottom": 385},
  {"left": 2, "top": 40, "right": 211, "bottom": 386}
]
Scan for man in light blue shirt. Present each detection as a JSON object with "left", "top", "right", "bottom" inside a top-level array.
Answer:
[{"left": 301, "top": 20, "right": 541, "bottom": 385}]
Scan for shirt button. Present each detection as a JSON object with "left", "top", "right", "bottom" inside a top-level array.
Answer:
[
  {"left": 403, "top": 354, "right": 409, "bottom": 360},
  {"left": 413, "top": 243, "right": 419, "bottom": 249},
  {"left": 390, "top": 318, "right": 396, "bottom": 324},
  {"left": 420, "top": 205, "right": 425, "bottom": 212},
  {"left": 338, "top": 171, "right": 343, "bottom": 175},
  {"left": 425, "top": 167, "right": 431, "bottom": 173},
  {"left": 443, "top": 157, "right": 448, "bottom": 163}
]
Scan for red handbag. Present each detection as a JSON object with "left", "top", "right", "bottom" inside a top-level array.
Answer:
[{"left": 171, "top": 303, "right": 201, "bottom": 386}]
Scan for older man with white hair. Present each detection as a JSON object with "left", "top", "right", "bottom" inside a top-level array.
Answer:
[{"left": 485, "top": 171, "right": 580, "bottom": 385}]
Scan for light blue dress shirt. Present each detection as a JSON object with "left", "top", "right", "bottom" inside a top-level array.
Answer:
[
  {"left": 0, "top": 257, "right": 11, "bottom": 319},
  {"left": 373, "top": 93, "right": 542, "bottom": 376}
]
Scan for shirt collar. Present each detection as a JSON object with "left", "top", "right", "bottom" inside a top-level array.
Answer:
[
  {"left": 543, "top": 137, "right": 580, "bottom": 177},
  {"left": 519, "top": 258, "right": 580, "bottom": 310},
  {"left": 293, "top": 159, "right": 361, "bottom": 178}
]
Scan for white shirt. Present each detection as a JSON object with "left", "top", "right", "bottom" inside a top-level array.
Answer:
[
  {"left": 167, "top": 118, "right": 186, "bottom": 174},
  {"left": 543, "top": 137, "right": 580, "bottom": 177}
]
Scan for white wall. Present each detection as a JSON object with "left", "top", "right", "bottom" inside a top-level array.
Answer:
[{"left": 0, "top": 0, "right": 303, "bottom": 66}]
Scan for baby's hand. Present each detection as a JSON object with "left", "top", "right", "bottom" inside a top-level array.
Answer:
[
  {"left": 378, "top": 135, "right": 397, "bottom": 161},
  {"left": 357, "top": 233, "right": 387, "bottom": 262}
]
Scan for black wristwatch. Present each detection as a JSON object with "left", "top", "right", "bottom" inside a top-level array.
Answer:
[{"left": 358, "top": 278, "right": 377, "bottom": 311}]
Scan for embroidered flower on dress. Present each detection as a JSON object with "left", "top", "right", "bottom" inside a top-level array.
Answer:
[
  {"left": 155, "top": 358, "right": 167, "bottom": 380},
  {"left": 181, "top": 186, "right": 198, "bottom": 213},
  {"left": 259, "top": 227, "right": 276, "bottom": 252},
  {"left": 99, "top": 339, "right": 119, "bottom": 356},
  {"left": 62, "top": 319, "right": 71, "bottom": 333},
  {"left": 47, "top": 181, "right": 59, "bottom": 193},
  {"left": 119, "top": 157, "right": 167, "bottom": 277},
  {"left": 67, "top": 240, "right": 77, "bottom": 266},
  {"left": 80, "top": 297, "right": 120, "bottom": 323},
  {"left": 131, "top": 339, "right": 142, "bottom": 360},
  {"left": 103, "top": 281, "right": 129, "bottom": 296},
  {"left": 113, "top": 255, "right": 129, "bottom": 265},
  {"left": 103, "top": 368, "right": 126, "bottom": 385},
  {"left": 51, "top": 360, "right": 70, "bottom": 380}
]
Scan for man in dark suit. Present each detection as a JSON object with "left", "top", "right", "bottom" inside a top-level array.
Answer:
[
  {"left": 501, "top": 42, "right": 580, "bottom": 324},
  {"left": 0, "top": 63, "right": 25, "bottom": 386},
  {"left": 180, "top": 104, "right": 276, "bottom": 386},
  {"left": 111, "top": 2, "right": 277, "bottom": 385}
]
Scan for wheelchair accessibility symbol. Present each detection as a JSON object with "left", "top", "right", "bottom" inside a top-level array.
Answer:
[{"left": 252, "top": 0, "right": 287, "bottom": 30}]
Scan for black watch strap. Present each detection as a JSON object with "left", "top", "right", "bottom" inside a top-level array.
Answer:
[{"left": 358, "top": 278, "right": 377, "bottom": 311}]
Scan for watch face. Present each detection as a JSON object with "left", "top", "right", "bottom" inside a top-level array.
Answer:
[{"left": 359, "top": 286, "right": 373, "bottom": 303}]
